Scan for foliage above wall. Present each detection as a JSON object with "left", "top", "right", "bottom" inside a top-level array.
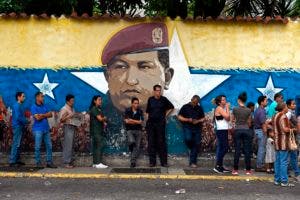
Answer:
[{"left": 0, "top": 0, "right": 299, "bottom": 18}]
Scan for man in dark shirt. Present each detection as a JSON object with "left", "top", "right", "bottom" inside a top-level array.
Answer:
[
  {"left": 124, "top": 97, "right": 144, "bottom": 168},
  {"left": 146, "top": 85, "right": 174, "bottom": 167},
  {"left": 178, "top": 95, "right": 205, "bottom": 168}
]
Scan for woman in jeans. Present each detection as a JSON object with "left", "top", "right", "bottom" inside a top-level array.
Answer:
[
  {"left": 213, "top": 95, "right": 231, "bottom": 174},
  {"left": 231, "top": 92, "right": 252, "bottom": 175},
  {"left": 89, "top": 95, "right": 108, "bottom": 169}
]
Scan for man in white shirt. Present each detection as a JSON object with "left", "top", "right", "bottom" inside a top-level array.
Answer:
[{"left": 59, "top": 94, "right": 76, "bottom": 168}]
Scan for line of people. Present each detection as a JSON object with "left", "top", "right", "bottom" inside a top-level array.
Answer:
[
  {"left": 211, "top": 92, "right": 299, "bottom": 187},
  {"left": 4, "top": 86, "right": 300, "bottom": 188}
]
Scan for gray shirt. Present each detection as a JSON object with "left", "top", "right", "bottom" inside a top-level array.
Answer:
[{"left": 233, "top": 106, "right": 251, "bottom": 129}]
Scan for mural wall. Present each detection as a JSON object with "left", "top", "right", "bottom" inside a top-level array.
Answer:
[{"left": 0, "top": 17, "right": 299, "bottom": 154}]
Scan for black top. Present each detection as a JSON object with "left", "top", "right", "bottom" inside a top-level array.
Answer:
[
  {"left": 178, "top": 103, "right": 205, "bottom": 130},
  {"left": 215, "top": 115, "right": 224, "bottom": 120},
  {"left": 146, "top": 96, "right": 174, "bottom": 123},
  {"left": 124, "top": 107, "right": 144, "bottom": 130}
]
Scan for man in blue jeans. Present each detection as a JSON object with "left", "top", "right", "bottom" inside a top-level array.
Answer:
[
  {"left": 254, "top": 95, "right": 268, "bottom": 172},
  {"left": 178, "top": 95, "right": 205, "bottom": 168},
  {"left": 31, "top": 92, "right": 57, "bottom": 168},
  {"left": 10, "top": 92, "right": 28, "bottom": 167}
]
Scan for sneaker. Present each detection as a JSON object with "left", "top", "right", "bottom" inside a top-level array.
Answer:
[
  {"left": 232, "top": 170, "right": 239, "bottom": 175},
  {"left": 16, "top": 161, "right": 25, "bottom": 166},
  {"left": 221, "top": 167, "right": 231, "bottom": 173},
  {"left": 294, "top": 175, "right": 300, "bottom": 182},
  {"left": 246, "top": 170, "right": 253, "bottom": 175},
  {"left": 95, "top": 163, "right": 108, "bottom": 169},
  {"left": 280, "top": 183, "right": 295, "bottom": 187},
  {"left": 130, "top": 163, "right": 136, "bottom": 168},
  {"left": 213, "top": 167, "right": 223, "bottom": 174},
  {"left": 190, "top": 164, "right": 198, "bottom": 168},
  {"left": 274, "top": 181, "right": 280, "bottom": 186},
  {"left": 64, "top": 164, "right": 74, "bottom": 169},
  {"left": 46, "top": 163, "right": 58, "bottom": 168}
]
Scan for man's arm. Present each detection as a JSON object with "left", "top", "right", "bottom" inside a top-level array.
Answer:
[
  {"left": 59, "top": 108, "right": 73, "bottom": 123},
  {"left": 165, "top": 109, "right": 173, "bottom": 117},
  {"left": 164, "top": 97, "right": 174, "bottom": 118},
  {"left": 34, "top": 112, "right": 52, "bottom": 121},
  {"left": 178, "top": 115, "right": 193, "bottom": 123}
]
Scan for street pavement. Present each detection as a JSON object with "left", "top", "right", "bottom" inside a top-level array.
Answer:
[{"left": 0, "top": 177, "right": 299, "bottom": 200}]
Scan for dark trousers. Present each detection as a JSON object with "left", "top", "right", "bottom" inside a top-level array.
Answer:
[
  {"left": 183, "top": 127, "right": 201, "bottom": 165},
  {"left": 215, "top": 130, "right": 228, "bottom": 167},
  {"left": 233, "top": 129, "right": 253, "bottom": 170},
  {"left": 147, "top": 121, "right": 167, "bottom": 166},
  {"left": 91, "top": 131, "right": 104, "bottom": 165}
]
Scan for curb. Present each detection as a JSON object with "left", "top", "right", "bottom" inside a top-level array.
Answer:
[{"left": 0, "top": 172, "right": 273, "bottom": 181}]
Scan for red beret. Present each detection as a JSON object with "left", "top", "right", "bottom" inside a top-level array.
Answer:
[{"left": 101, "top": 23, "right": 168, "bottom": 65}]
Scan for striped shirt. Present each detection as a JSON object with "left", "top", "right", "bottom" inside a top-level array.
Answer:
[{"left": 273, "top": 112, "right": 290, "bottom": 151}]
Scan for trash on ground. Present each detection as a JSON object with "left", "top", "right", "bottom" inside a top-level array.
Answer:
[{"left": 175, "top": 189, "right": 186, "bottom": 194}]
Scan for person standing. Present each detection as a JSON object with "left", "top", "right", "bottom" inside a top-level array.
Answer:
[
  {"left": 273, "top": 102, "right": 296, "bottom": 187},
  {"left": 124, "top": 97, "right": 144, "bottom": 168},
  {"left": 31, "top": 92, "right": 57, "bottom": 168},
  {"left": 286, "top": 99, "right": 300, "bottom": 182},
  {"left": 213, "top": 95, "right": 231, "bottom": 174},
  {"left": 265, "top": 129, "right": 275, "bottom": 174},
  {"left": 146, "top": 85, "right": 174, "bottom": 167},
  {"left": 59, "top": 94, "right": 76, "bottom": 168},
  {"left": 9, "top": 92, "right": 27, "bottom": 167},
  {"left": 254, "top": 95, "right": 268, "bottom": 172},
  {"left": 231, "top": 92, "right": 253, "bottom": 175},
  {"left": 89, "top": 95, "right": 108, "bottom": 169},
  {"left": 267, "top": 92, "right": 283, "bottom": 119},
  {"left": 178, "top": 95, "right": 205, "bottom": 168}
]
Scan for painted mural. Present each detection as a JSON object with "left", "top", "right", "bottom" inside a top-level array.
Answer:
[{"left": 0, "top": 19, "right": 299, "bottom": 155}]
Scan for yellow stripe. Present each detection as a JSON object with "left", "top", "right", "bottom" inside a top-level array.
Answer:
[{"left": 0, "top": 172, "right": 273, "bottom": 181}]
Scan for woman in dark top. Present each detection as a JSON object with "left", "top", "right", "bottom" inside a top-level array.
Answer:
[
  {"left": 89, "top": 95, "right": 108, "bottom": 169},
  {"left": 232, "top": 92, "right": 252, "bottom": 175}
]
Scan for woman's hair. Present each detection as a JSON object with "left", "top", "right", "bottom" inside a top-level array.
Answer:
[
  {"left": 215, "top": 95, "right": 226, "bottom": 106},
  {"left": 275, "top": 102, "right": 286, "bottom": 112},
  {"left": 286, "top": 99, "right": 294, "bottom": 107},
  {"left": 238, "top": 92, "right": 247, "bottom": 103},
  {"left": 89, "top": 95, "right": 102, "bottom": 110}
]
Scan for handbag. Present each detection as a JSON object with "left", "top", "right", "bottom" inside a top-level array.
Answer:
[{"left": 288, "top": 129, "right": 298, "bottom": 151}]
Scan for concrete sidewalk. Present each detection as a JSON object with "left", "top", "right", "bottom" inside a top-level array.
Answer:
[{"left": 0, "top": 165, "right": 274, "bottom": 182}]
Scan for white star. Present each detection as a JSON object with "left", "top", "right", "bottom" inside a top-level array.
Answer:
[
  {"left": 33, "top": 73, "right": 59, "bottom": 100},
  {"left": 256, "top": 75, "right": 283, "bottom": 101},
  {"left": 164, "top": 29, "right": 230, "bottom": 109},
  {"left": 71, "top": 29, "right": 231, "bottom": 109}
]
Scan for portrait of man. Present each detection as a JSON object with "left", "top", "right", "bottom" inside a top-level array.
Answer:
[
  {"left": 100, "top": 23, "right": 174, "bottom": 151},
  {"left": 102, "top": 23, "right": 173, "bottom": 112}
]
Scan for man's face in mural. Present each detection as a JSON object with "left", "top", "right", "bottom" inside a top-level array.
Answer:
[{"left": 105, "top": 50, "right": 173, "bottom": 111}]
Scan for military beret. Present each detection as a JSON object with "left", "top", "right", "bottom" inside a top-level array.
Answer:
[{"left": 101, "top": 23, "right": 168, "bottom": 65}]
